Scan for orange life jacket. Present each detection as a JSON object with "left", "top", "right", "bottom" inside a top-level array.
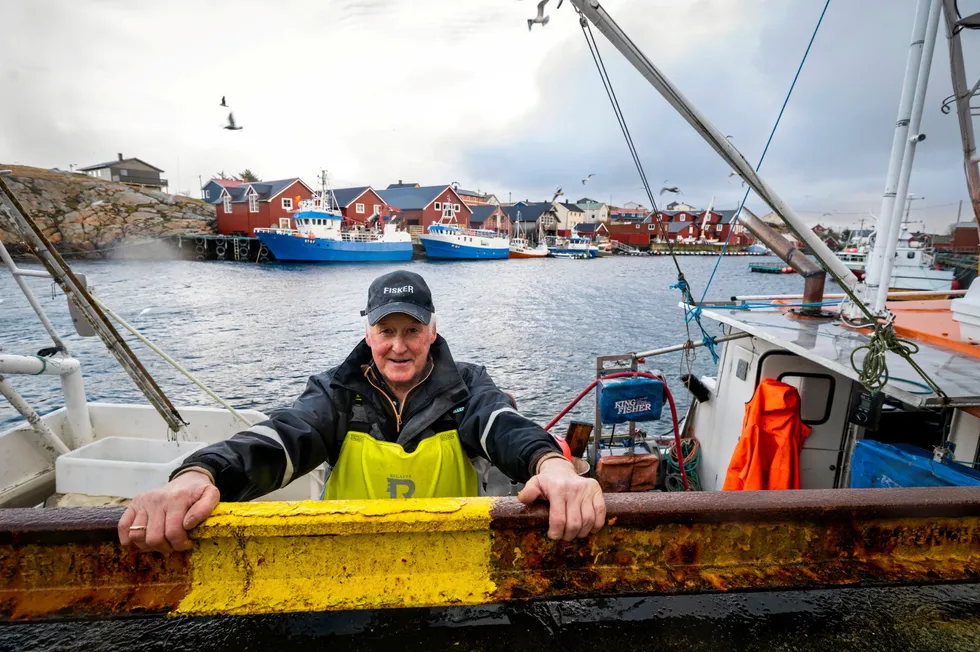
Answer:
[{"left": 722, "top": 378, "right": 811, "bottom": 491}]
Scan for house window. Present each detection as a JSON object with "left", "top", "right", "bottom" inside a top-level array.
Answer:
[
  {"left": 119, "top": 169, "right": 128, "bottom": 176},
  {"left": 636, "top": 224, "right": 640, "bottom": 229},
  {"left": 373, "top": 204, "right": 380, "bottom": 215},
  {"left": 279, "top": 218, "right": 290, "bottom": 229},
  {"left": 356, "top": 203, "right": 365, "bottom": 214},
  {"left": 223, "top": 196, "right": 232, "bottom": 214},
  {"left": 282, "top": 198, "right": 293, "bottom": 210},
  {"left": 648, "top": 224, "right": 655, "bottom": 230},
  {"left": 434, "top": 202, "right": 442, "bottom": 211},
  {"left": 454, "top": 204, "right": 460, "bottom": 212},
  {"left": 248, "top": 194, "right": 259, "bottom": 213},
  {"left": 204, "top": 189, "right": 210, "bottom": 199}
]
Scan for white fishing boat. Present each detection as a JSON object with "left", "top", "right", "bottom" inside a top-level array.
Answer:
[
  {"left": 2, "top": 0, "right": 980, "bottom": 625},
  {"left": 831, "top": 224, "right": 954, "bottom": 291}
]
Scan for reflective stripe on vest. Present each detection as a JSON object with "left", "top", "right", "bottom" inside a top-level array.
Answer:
[{"left": 323, "top": 429, "right": 478, "bottom": 500}]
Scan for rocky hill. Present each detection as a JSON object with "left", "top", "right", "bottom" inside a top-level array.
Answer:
[{"left": 0, "top": 164, "right": 216, "bottom": 256}]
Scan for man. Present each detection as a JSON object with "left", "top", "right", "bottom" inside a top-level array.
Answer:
[{"left": 119, "top": 270, "right": 605, "bottom": 553}]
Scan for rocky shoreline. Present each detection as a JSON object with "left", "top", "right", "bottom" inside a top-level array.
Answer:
[{"left": 0, "top": 164, "right": 216, "bottom": 257}]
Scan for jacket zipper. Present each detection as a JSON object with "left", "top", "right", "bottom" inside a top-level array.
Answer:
[{"left": 364, "top": 363, "right": 433, "bottom": 433}]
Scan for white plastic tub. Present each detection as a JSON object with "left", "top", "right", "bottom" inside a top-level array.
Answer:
[
  {"left": 55, "top": 437, "right": 207, "bottom": 498},
  {"left": 951, "top": 280, "right": 980, "bottom": 344}
]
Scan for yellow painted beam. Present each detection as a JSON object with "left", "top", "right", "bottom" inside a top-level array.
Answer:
[
  {"left": 2, "top": 487, "right": 980, "bottom": 621},
  {"left": 179, "top": 498, "right": 496, "bottom": 615}
]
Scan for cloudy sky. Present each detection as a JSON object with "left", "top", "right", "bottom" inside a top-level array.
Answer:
[{"left": 2, "top": 0, "right": 977, "bottom": 231}]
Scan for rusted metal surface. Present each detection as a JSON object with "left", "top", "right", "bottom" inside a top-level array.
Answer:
[
  {"left": 0, "top": 507, "right": 188, "bottom": 621},
  {"left": 1, "top": 488, "right": 978, "bottom": 622},
  {"left": 489, "top": 488, "right": 980, "bottom": 600}
]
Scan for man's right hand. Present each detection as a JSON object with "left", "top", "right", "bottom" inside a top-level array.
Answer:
[{"left": 117, "top": 469, "right": 220, "bottom": 554}]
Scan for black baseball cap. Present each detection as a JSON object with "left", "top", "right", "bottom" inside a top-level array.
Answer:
[{"left": 361, "top": 270, "right": 435, "bottom": 325}]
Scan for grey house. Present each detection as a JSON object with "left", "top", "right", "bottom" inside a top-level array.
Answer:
[{"left": 78, "top": 153, "right": 168, "bottom": 190}]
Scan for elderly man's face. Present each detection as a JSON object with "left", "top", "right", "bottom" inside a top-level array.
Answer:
[{"left": 366, "top": 313, "right": 436, "bottom": 389}]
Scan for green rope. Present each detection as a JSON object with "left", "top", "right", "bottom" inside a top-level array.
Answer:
[{"left": 850, "top": 322, "right": 947, "bottom": 399}]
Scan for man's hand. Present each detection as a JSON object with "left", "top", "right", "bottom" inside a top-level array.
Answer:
[
  {"left": 517, "top": 457, "right": 606, "bottom": 541},
  {"left": 117, "top": 470, "right": 220, "bottom": 553}
]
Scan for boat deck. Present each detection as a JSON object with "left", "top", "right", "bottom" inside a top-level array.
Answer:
[{"left": 701, "top": 306, "right": 980, "bottom": 408}]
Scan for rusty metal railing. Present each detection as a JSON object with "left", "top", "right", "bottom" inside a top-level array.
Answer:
[{"left": 2, "top": 487, "right": 978, "bottom": 621}]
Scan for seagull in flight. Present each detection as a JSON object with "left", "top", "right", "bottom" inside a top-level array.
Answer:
[
  {"left": 581, "top": 173, "right": 595, "bottom": 185},
  {"left": 660, "top": 185, "right": 681, "bottom": 196},
  {"left": 220, "top": 96, "right": 227, "bottom": 107},
  {"left": 552, "top": 186, "right": 564, "bottom": 202},
  {"left": 528, "top": 0, "right": 550, "bottom": 31},
  {"left": 727, "top": 171, "right": 745, "bottom": 187},
  {"left": 223, "top": 112, "right": 242, "bottom": 130}
]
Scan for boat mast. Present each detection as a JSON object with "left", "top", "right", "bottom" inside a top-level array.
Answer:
[
  {"left": 869, "top": 0, "right": 943, "bottom": 313},
  {"left": 941, "top": 0, "right": 980, "bottom": 228},
  {"left": 567, "top": 0, "right": 859, "bottom": 291}
]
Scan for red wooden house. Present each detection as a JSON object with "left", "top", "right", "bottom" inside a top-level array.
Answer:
[
  {"left": 377, "top": 185, "right": 472, "bottom": 231},
  {"left": 214, "top": 178, "right": 314, "bottom": 236},
  {"left": 329, "top": 187, "right": 395, "bottom": 223},
  {"left": 608, "top": 221, "right": 653, "bottom": 247}
]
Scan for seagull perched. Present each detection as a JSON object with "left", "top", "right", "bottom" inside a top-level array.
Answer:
[
  {"left": 659, "top": 185, "right": 681, "bottom": 196},
  {"left": 552, "top": 186, "right": 563, "bottom": 202},
  {"left": 220, "top": 96, "right": 227, "bottom": 107},
  {"left": 223, "top": 112, "right": 242, "bottom": 130},
  {"left": 581, "top": 173, "right": 595, "bottom": 185},
  {"left": 528, "top": 0, "right": 550, "bottom": 30}
]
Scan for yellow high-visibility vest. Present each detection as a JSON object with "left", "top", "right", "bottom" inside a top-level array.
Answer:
[{"left": 323, "top": 430, "right": 478, "bottom": 500}]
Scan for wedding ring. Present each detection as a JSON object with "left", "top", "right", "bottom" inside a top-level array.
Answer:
[{"left": 128, "top": 525, "right": 147, "bottom": 531}]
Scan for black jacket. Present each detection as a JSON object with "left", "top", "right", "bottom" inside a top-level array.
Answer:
[{"left": 175, "top": 335, "right": 561, "bottom": 501}]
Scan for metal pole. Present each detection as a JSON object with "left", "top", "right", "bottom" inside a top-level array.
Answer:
[
  {"left": 0, "top": 241, "right": 71, "bottom": 355},
  {"left": 0, "top": 376, "right": 71, "bottom": 457},
  {"left": 569, "top": 0, "right": 859, "bottom": 290},
  {"left": 941, "top": 0, "right": 980, "bottom": 227},
  {"left": 866, "top": 0, "right": 933, "bottom": 298},
  {"left": 633, "top": 332, "right": 751, "bottom": 360},
  {"left": 874, "top": 0, "right": 943, "bottom": 312}
]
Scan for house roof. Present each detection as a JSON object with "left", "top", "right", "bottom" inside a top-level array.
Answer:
[
  {"left": 559, "top": 202, "right": 583, "bottom": 213},
  {"left": 455, "top": 187, "right": 483, "bottom": 197},
  {"left": 78, "top": 157, "right": 165, "bottom": 173},
  {"left": 574, "top": 223, "right": 599, "bottom": 233},
  {"left": 207, "top": 179, "right": 243, "bottom": 188},
  {"left": 577, "top": 202, "right": 605, "bottom": 210},
  {"left": 716, "top": 209, "right": 741, "bottom": 224},
  {"left": 387, "top": 181, "right": 419, "bottom": 189},
  {"left": 469, "top": 205, "right": 505, "bottom": 226},
  {"left": 215, "top": 178, "right": 306, "bottom": 204},
  {"left": 330, "top": 186, "right": 373, "bottom": 208},
  {"left": 503, "top": 202, "right": 554, "bottom": 223},
  {"left": 377, "top": 185, "right": 451, "bottom": 210},
  {"left": 669, "top": 221, "right": 697, "bottom": 234}
]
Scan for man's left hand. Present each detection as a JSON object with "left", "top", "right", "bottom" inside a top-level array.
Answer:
[{"left": 517, "top": 457, "right": 606, "bottom": 541}]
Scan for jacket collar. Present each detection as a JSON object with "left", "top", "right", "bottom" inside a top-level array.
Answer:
[{"left": 332, "top": 334, "right": 468, "bottom": 404}]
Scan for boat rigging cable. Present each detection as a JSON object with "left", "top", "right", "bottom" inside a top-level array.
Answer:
[
  {"left": 571, "top": 1, "right": 946, "bottom": 399},
  {"left": 577, "top": 14, "right": 718, "bottom": 364}
]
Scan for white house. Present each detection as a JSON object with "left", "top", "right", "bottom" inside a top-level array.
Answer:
[
  {"left": 576, "top": 198, "right": 609, "bottom": 225},
  {"left": 553, "top": 202, "right": 586, "bottom": 235}
]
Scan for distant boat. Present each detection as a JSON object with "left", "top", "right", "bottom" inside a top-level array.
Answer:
[
  {"left": 418, "top": 214, "right": 509, "bottom": 260},
  {"left": 509, "top": 221, "right": 549, "bottom": 258},
  {"left": 254, "top": 173, "right": 412, "bottom": 262},
  {"left": 546, "top": 235, "right": 596, "bottom": 259},
  {"left": 835, "top": 225, "right": 954, "bottom": 291}
]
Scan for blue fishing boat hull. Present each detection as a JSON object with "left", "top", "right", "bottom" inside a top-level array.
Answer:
[
  {"left": 256, "top": 232, "right": 413, "bottom": 262},
  {"left": 418, "top": 236, "right": 509, "bottom": 260}
]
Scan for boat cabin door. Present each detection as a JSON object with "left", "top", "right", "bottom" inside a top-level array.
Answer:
[{"left": 754, "top": 350, "right": 855, "bottom": 489}]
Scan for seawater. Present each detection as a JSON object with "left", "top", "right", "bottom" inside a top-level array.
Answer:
[{"left": 2, "top": 256, "right": 978, "bottom": 651}]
